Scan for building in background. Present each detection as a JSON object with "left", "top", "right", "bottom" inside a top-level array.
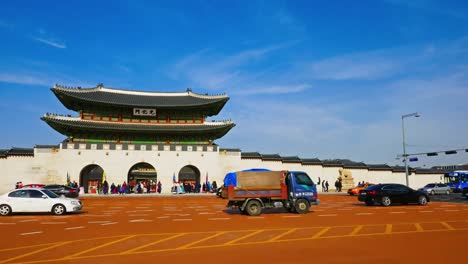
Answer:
[{"left": 0, "top": 84, "right": 445, "bottom": 194}]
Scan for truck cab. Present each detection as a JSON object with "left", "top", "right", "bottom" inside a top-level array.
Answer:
[{"left": 285, "top": 171, "right": 319, "bottom": 212}]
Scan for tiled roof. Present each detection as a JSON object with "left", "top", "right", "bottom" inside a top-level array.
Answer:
[
  {"left": 241, "top": 152, "right": 262, "bottom": 159},
  {"left": 368, "top": 164, "right": 392, "bottom": 170},
  {"left": 301, "top": 158, "right": 322, "bottom": 165},
  {"left": 52, "top": 85, "right": 229, "bottom": 116},
  {"left": 322, "top": 160, "right": 344, "bottom": 167},
  {"left": 340, "top": 159, "right": 368, "bottom": 169},
  {"left": 35, "top": 144, "right": 60, "bottom": 149},
  {"left": 391, "top": 166, "right": 406, "bottom": 172},
  {"left": 261, "top": 154, "right": 282, "bottom": 161},
  {"left": 281, "top": 156, "right": 302, "bottom": 163},
  {"left": 41, "top": 115, "right": 235, "bottom": 140},
  {"left": 3, "top": 148, "right": 35, "bottom": 156}
]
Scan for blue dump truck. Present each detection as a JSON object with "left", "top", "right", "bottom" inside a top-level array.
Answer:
[{"left": 220, "top": 170, "right": 319, "bottom": 216}]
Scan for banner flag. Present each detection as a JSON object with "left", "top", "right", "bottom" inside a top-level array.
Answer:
[{"left": 102, "top": 171, "right": 106, "bottom": 184}]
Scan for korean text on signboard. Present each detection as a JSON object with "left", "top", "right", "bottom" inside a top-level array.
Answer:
[{"left": 133, "top": 108, "right": 156, "bottom": 116}]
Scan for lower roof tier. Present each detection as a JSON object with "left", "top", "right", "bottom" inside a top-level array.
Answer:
[{"left": 41, "top": 114, "right": 235, "bottom": 142}]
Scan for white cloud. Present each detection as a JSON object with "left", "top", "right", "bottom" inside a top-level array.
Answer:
[
  {"left": 32, "top": 28, "right": 66, "bottom": 49},
  {"left": 232, "top": 84, "right": 310, "bottom": 96},
  {"left": 0, "top": 73, "right": 52, "bottom": 86},
  {"left": 169, "top": 44, "right": 297, "bottom": 93},
  {"left": 34, "top": 37, "right": 66, "bottom": 49}
]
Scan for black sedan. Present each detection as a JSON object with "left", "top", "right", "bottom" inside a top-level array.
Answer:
[
  {"left": 43, "top": 185, "right": 80, "bottom": 198},
  {"left": 358, "top": 183, "right": 429, "bottom": 206}
]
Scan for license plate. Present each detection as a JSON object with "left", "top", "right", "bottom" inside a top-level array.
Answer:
[{"left": 361, "top": 193, "right": 367, "bottom": 195}]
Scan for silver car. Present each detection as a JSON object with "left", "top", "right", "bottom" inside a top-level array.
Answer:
[{"left": 419, "top": 183, "right": 451, "bottom": 195}]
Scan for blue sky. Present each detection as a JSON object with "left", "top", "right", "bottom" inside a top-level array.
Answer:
[{"left": 1, "top": 0, "right": 468, "bottom": 167}]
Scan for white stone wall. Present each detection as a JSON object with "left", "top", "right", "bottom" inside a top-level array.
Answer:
[{"left": 0, "top": 147, "right": 443, "bottom": 194}]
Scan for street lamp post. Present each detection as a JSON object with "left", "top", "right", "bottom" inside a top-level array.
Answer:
[{"left": 402, "top": 112, "right": 420, "bottom": 187}]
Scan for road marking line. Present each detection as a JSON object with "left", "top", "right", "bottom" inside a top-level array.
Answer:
[
  {"left": 385, "top": 224, "right": 392, "bottom": 234},
  {"left": 101, "top": 222, "right": 118, "bottom": 226},
  {"left": 20, "top": 231, "right": 43, "bottom": 236},
  {"left": 247, "top": 217, "right": 264, "bottom": 219},
  {"left": 41, "top": 222, "right": 66, "bottom": 225},
  {"left": 444, "top": 210, "right": 459, "bottom": 212},
  {"left": 281, "top": 215, "right": 301, "bottom": 218},
  {"left": 419, "top": 211, "right": 433, "bottom": 213},
  {"left": 355, "top": 213, "right": 373, "bottom": 215},
  {"left": 225, "top": 230, "right": 264, "bottom": 245},
  {"left": 312, "top": 227, "right": 331, "bottom": 239},
  {"left": 65, "top": 226, "right": 84, "bottom": 230},
  {"left": 415, "top": 223, "right": 423, "bottom": 232},
  {"left": 178, "top": 232, "right": 226, "bottom": 249},
  {"left": 349, "top": 225, "right": 363, "bottom": 236},
  {"left": 268, "top": 228, "right": 297, "bottom": 242},
  {"left": 157, "top": 216, "right": 170, "bottom": 219},
  {"left": 208, "top": 218, "right": 231, "bottom": 220},
  {"left": 0, "top": 241, "right": 70, "bottom": 264},
  {"left": 440, "top": 222, "right": 455, "bottom": 230},
  {"left": 318, "top": 214, "right": 337, "bottom": 217},
  {"left": 122, "top": 233, "right": 186, "bottom": 254},
  {"left": 65, "top": 235, "right": 136, "bottom": 258},
  {"left": 18, "top": 219, "right": 37, "bottom": 223},
  {"left": 198, "top": 212, "right": 215, "bottom": 215},
  {"left": 389, "top": 212, "right": 405, "bottom": 214},
  {"left": 129, "top": 219, "right": 153, "bottom": 223}
]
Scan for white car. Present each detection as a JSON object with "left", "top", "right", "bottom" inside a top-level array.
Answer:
[{"left": 0, "top": 188, "right": 83, "bottom": 216}]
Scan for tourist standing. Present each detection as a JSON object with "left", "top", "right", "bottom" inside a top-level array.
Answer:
[
  {"left": 325, "top": 181, "right": 329, "bottom": 192},
  {"left": 157, "top": 181, "right": 162, "bottom": 194}
]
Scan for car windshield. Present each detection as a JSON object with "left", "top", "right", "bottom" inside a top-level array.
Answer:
[
  {"left": 425, "top": 184, "right": 435, "bottom": 188},
  {"left": 42, "top": 189, "right": 59, "bottom": 198}
]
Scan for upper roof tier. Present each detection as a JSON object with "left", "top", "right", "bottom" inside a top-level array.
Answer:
[{"left": 52, "top": 84, "right": 230, "bottom": 116}]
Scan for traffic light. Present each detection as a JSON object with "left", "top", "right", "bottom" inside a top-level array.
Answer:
[
  {"left": 445, "top": 150, "right": 457, "bottom": 155},
  {"left": 426, "top": 152, "right": 438, "bottom": 156}
]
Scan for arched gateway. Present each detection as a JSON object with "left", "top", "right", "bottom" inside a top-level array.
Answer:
[
  {"left": 128, "top": 162, "right": 157, "bottom": 193},
  {"left": 80, "top": 164, "right": 104, "bottom": 194},
  {"left": 178, "top": 165, "right": 200, "bottom": 183}
]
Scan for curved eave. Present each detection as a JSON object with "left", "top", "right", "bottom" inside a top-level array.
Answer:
[
  {"left": 52, "top": 85, "right": 229, "bottom": 116},
  {"left": 41, "top": 116, "right": 235, "bottom": 139}
]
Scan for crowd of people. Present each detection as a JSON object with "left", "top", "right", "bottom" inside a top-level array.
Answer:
[
  {"left": 96, "top": 180, "right": 163, "bottom": 195},
  {"left": 171, "top": 181, "right": 218, "bottom": 194}
]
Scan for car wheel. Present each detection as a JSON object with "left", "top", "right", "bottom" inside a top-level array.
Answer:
[
  {"left": 295, "top": 199, "right": 310, "bottom": 214},
  {"left": 430, "top": 190, "right": 435, "bottom": 195},
  {"left": 445, "top": 190, "right": 450, "bottom": 195},
  {"left": 245, "top": 200, "right": 262, "bottom": 216},
  {"left": 52, "top": 204, "right": 66, "bottom": 215},
  {"left": 418, "top": 196, "right": 428, "bottom": 206},
  {"left": 0, "top": 204, "right": 11, "bottom": 216},
  {"left": 365, "top": 200, "right": 374, "bottom": 206},
  {"left": 381, "top": 196, "right": 392, "bottom": 206}
]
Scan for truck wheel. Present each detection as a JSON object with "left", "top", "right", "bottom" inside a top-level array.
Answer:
[
  {"left": 245, "top": 200, "right": 262, "bottom": 216},
  {"left": 295, "top": 199, "right": 310, "bottom": 214}
]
